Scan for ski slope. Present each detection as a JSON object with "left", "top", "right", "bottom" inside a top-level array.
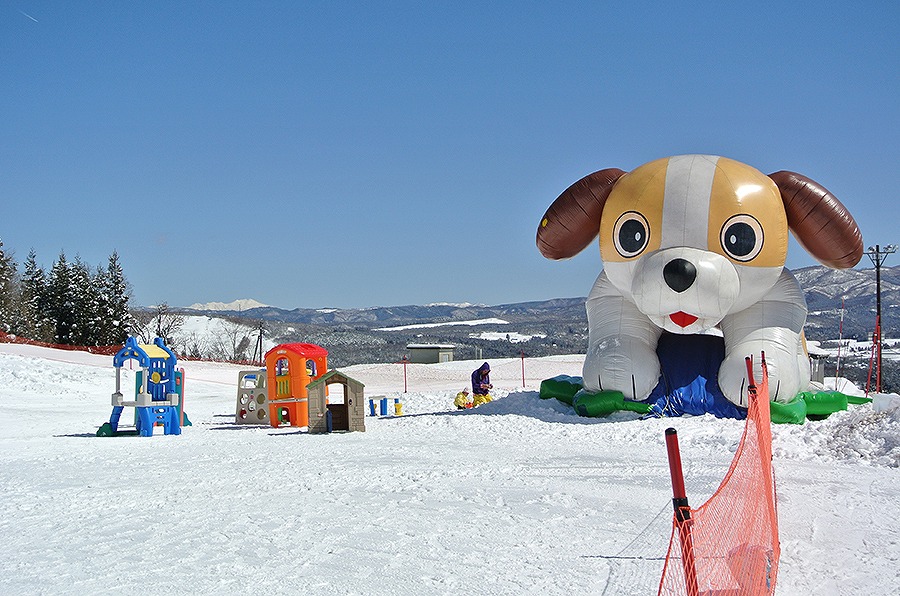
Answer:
[{"left": 0, "top": 342, "right": 898, "bottom": 595}]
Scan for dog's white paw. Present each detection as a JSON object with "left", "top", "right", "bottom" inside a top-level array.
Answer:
[
  {"left": 583, "top": 336, "right": 660, "bottom": 400},
  {"left": 719, "top": 343, "right": 807, "bottom": 406}
]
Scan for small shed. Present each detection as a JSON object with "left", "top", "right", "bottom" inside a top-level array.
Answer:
[
  {"left": 307, "top": 370, "right": 366, "bottom": 434},
  {"left": 406, "top": 343, "right": 455, "bottom": 364},
  {"left": 806, "top": 340, "right": 829, "bottom": 385}
]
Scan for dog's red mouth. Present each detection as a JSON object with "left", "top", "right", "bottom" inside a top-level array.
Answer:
[{"left": 669, "top": 311, "right": 698, "bottom": 328}]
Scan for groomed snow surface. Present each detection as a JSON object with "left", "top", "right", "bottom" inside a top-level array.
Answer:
[{"left": 1, "top": 343, "right": 898, "bottom": 595}]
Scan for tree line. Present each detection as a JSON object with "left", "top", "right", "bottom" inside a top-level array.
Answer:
[
  {"left": 0, "top": 239, "right": 132, "bottom": 347},
  {"left": 0, "top": 239, "right": 265, "bottom": 360}
]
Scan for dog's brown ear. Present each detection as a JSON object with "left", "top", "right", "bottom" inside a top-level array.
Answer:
[
  {"left": 769, "top": 170, "right": 863, "bottom": 269},
  {"left": 537, "top": 168, "right": 626, "bottom": 260}
]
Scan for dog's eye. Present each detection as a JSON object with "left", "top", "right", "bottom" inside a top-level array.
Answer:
[
  {"left": 613, "top": 211, "right": 650, "bottom": 258},
  {"left": 720, "top": 214, "right": 763, "bottom": 262}
]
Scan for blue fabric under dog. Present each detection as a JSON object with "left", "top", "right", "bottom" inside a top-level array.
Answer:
[{"left": 643, "top": 332, "right": 747, "bottom": 420}]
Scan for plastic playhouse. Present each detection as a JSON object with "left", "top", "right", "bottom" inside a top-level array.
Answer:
[
  {"left": 97, "top": 337, "right": 190, "bottom": 437},
  {"left": 306, "top": 370, "right": 366, "bottom": 433},
  {"left": 235, "top": 342, "right": 366, "bottom": 433},
  {"left": 266, "top": 342, "right": 328, "bottom": 428}
]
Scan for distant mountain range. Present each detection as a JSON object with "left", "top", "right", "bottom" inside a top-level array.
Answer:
[
  {"left": 793, "top": 265, "right": 900, "bottom": 339},
  {"left": 187, "top": 298, "right": 270, "bottom": 311},
  {"left": 182, "top": 297, "right": 588, "bottom": 327},
  {"left": 176, "top": 265, "right": 898, "bottom": 367}
]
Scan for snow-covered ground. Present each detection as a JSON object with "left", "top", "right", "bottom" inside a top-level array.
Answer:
[
  {"left": 819, "top": 337, "right": 900, "bottom": 362},
  {"left": 469, "top": 330, "right": 547, "bottom": 343},
  {"left": 374, "top": 317, "right": 510, "bottom": 331},
  {"left": 1, "top": 342, "right": 898, "bottom": 595}
]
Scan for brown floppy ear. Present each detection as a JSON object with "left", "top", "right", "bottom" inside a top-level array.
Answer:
[
  {"left": 536, "top": 168, "right": 626, "bottom": 260},
  {"left": 769, "top": 170, "right": 863, "bottom": 269}
]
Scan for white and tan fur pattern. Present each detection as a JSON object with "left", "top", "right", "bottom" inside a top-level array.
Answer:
[{"left": 537, "top": 154, "right": 863, "bottom": 407}]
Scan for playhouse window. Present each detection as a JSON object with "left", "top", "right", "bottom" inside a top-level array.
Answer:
[
  {"left": 327, "top": 382, "right": 345, "bottom": 404},
  {"left": 306, "top": 359, "right": 317, "bottom": 377},
  {"left": 275, "top": 358, "right": 290, "bottom": 376}
]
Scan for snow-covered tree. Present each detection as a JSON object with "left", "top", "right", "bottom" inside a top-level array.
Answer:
[
  {"left": 98, "top": 251, "right": 132, "bottom": 345},
  {"left": 69, "top": 255, "right": 96, "bottom": 345},
  {"left": 18, "top": 250, "right": 53, "bottom": 341},
  {"left": 0, "top": 239, "right": 18, "bottom": 333},
  {"left": 2, "top": 246, "right": 135, "bottom": 346},
  {"left": 48, "top": 251, "right": 76, "bottom": 344}
]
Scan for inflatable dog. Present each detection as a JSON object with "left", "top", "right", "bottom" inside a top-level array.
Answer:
[{"left": 537, "top": 155, "right": 862, "bottom": 407}]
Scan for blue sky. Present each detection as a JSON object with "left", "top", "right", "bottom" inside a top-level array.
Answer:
[{"left": 1, "top": 1, "right": 897, "bottom": 309}]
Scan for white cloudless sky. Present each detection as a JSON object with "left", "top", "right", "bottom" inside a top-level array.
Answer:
[{"left": 1, "top": 1, "right": 896, "bottom": 308}]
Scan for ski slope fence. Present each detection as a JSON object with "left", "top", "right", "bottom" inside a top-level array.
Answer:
[
  {"left": 0, "top": 331, "right": 120, "bottom": 355},
  {"left": 658, "top": 357, "right": 779, "bottom": 595}
]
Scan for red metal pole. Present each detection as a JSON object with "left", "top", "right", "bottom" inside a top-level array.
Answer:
[
  {"left": 866, "top": 321, "right": 878, "bottom": 397},
  {"left": 836, "top": 298, "right": 844, "bottom": 381},
  {"left": 665, "top": 428, "right": 687, "bottom": 500},
  {"left": 866, "top": 342, "right": 875, "bottom": 397},
  {"left": 745, "top": 355, "right": 757, "bottom": 395},
  {"left": 665, "top": 428, "right": 699, "bottom": 596},
  {"left": 876, "top": 318, "right": 883, "bottom": 394},
  {"left": 394, "top": 357, "right": 410, "bottom": 393}
]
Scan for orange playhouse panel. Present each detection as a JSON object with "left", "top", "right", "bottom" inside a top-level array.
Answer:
[
  {"left": 268, "top": 400, "right": 308, "bottom": 428},
  {"left": 264, "top": 343, "right": 326, "bottom": 428}
]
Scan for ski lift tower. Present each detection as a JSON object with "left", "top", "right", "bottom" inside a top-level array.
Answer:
[{"left": 864, "top": 243, "right": 897, "bottom": 392}]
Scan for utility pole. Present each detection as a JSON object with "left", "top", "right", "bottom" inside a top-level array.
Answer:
[
  {"left": 251, "top": 320, "right": 266, "bottom": 365},
  {"left": 864, "top": 244, "right": 896, "bottom": 393}
]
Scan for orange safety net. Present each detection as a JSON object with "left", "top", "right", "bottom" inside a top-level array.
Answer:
[
  {"left": 658, "top": 356, "right": 779, "bottom": 596},
  {"left": 0, "top": 330, "right": 121, "bottom": 355}
]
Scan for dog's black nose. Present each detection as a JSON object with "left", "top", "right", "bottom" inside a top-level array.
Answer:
[{"left": 663, "top": 258, "right": 696, "bottom": 293}]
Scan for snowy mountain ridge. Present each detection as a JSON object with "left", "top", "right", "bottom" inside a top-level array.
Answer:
[
  {"left": 164, "top": 265, "right": 898, "bottom": 368},
  {"left": 177, "top": 266, "right": 898, "bottom": 342},
  {"left": 186, "top": 298, "right": 269, "bottom": 312}
]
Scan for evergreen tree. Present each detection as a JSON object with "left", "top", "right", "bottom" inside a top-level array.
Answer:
[
  {"left": 101, "top": 251, "right": 132, "bottom": 344},
  {"left": 7, "top": 247, "right": 134, "bottom": 346},
  {"left": 93, "top": 264, "right": 113, "bottom": 344},
  {"left": 19, "top": 250, "right": 53, "bottom": 341},
  {"left": 48, "top": 251, "right": 76, "bottom": 344},
  {"left": 0, "top": 239, "right": 18, "bottom": 334},
  {"left": 69, "top": 256, "right": 96, "bottom": 345}
]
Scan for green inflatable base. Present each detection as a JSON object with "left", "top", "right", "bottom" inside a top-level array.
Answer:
[
  {"left": 539, "top": 375, "right": 648, "bottom": 417},
  {"left": 769, "top": 391, "right": 872, "bottom": 424},
  {"left": 538, "top": 375, "right": 871, "bottom": 424}
]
